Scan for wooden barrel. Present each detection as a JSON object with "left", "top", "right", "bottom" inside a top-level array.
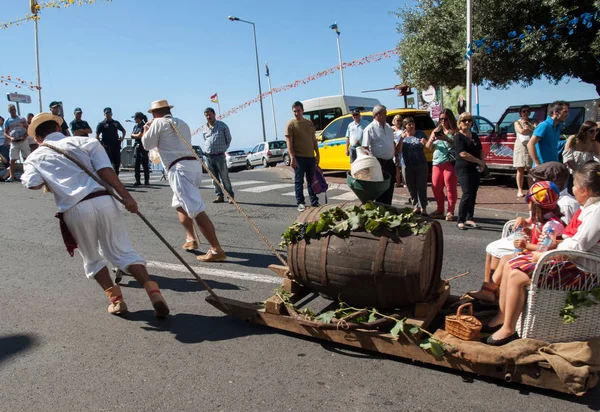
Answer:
[{"left": 287, "top": 203, "right": 443, "bottom": 309}]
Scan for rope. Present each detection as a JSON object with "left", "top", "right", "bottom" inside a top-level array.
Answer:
[
  {"left": 167, "top": 119, "right": 288, "bottom": 267},
  {"left": 40, "top": 142, "right": 229, "bottom": 311}
]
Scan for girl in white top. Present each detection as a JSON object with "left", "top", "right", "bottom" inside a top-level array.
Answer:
[
  {"left": 513, "top": 105, "right": 536, "bottom": 197},
  {"left": 563, "top": 121, "right": 600, "bottom": 194}
]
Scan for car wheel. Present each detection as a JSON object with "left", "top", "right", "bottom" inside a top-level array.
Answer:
[
  {"left": 263, "top": 158, "right": 269, "bottom": 168},
  {"left": 283, "top": 154, "right": 290, "bottom": 167},
  {"left": 246, "top": 160, "right": 254, "bottom": 170}
]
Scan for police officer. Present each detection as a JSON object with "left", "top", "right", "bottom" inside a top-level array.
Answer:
[
  {"left": 95, "top": 107, "right": 126, "bottom": 175},
  {"left": 70, "top": 107, "right": 93, "bottom": 137},
  {"left": 131, "top": 112, "right": 150, "bottom": 186},
  {"left": 49, "top": 101, "right": 71, "bottom": 136}
]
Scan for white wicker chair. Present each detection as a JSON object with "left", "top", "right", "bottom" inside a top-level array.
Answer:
[
  {"left": 517, "top": 250, "right": 600, "bottom": 343},
  {"left": 501, "top": 219, "right": 517, "bottom": 238}
]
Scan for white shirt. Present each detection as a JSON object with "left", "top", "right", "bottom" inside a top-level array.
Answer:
[
  {"left": 558, "top": 189, "right": 580, "bottom": 225},
  {"left": 21, "top": 132, "right": 112, "bottom": 212},
  {"left": 345, "top": 119, "right": 369, "bottom": 147},
  {"left": 142, "top": 115, "right": 201, "bottom": 174},
  {"left": 558, "top": 197, "right": 600, "bottom": 272},
  {"left": 362, "top": 120, "right": 395, "bottom": 160}
]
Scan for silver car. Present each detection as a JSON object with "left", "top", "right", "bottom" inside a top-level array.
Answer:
[
  {"left": 226, "top": 150, "right": 247, "bottom": 172},
  {"left": 246, "top": 140, "right": 287, "bottom": 169}
]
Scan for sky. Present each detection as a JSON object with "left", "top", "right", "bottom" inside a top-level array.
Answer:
[{"left": 1, "top": 0, "right": 597, "bottom": 150}]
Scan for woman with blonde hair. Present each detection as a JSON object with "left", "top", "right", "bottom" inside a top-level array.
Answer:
[
  {"left": 513, "top": 105, "right": 536, "bottom": 197},
  {"left": 563, "top": 120, "right": 600, "bottom": 194}
]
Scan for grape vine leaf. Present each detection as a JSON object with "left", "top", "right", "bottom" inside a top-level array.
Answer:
[
  {"left": 390, "top": 321, "right": 403, "bottom": 338},
  {"left": 368, "top": 311, "right": 378, "bottom": 323},
  {"left": 315, "top": 310, "right": 336, "bottom": 324}
]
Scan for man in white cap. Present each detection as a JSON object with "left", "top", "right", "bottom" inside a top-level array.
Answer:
[
  {"left": 20, "top": 112, "right": 170, "bottom": 317},
  {"left": 142, "top": 99, "right": 226, "bottom": 262}
]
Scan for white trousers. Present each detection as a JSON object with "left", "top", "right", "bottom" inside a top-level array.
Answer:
[
  {"left": 9, "top": 140, "right": 31, "bottom": 161},
  {"left": 63, "top": 195, "right": 146, "bottom": 278},
  {"left": 169, "top": 169, "right": 206, "bottom": 218}
]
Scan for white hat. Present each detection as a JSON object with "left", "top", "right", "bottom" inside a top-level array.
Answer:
[
  {"left": 148, "top": 99, "right": 174, "bottom": 113},
  {"left": 28, "top": 112, "right": 63, "bottom": 138}
]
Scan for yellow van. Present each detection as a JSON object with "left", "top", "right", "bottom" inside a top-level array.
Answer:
[{"left": 316, "top": 108, "right": 436, "bottom": 171}]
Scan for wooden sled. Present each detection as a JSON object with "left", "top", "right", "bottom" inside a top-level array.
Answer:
[{"left": 205, "top": 264, "right": 590, "bottom": 396}]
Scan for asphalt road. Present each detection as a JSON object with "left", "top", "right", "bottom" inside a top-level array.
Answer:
[{"left": 0, "top": 167, "right": 597, "bottom": 412}]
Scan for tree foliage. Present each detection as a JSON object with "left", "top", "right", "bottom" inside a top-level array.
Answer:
[{"left": 395, "top": 0, "right": 600, "bottom": 95}]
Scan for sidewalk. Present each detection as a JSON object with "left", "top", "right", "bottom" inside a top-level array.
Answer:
[{"left": 274, "top": 165, "right": 529, "bottom": 216}]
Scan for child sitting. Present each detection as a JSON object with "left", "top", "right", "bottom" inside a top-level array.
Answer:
[
  {"left": 468, "top": 180, "right": 565, "bottom": 303},
  {"left": 486, "top": 162, "right": 600, "bottom": 345}
]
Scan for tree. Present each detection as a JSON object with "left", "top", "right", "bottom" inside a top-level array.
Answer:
[{"left": 395, "top": 0, "right": 600, "bottom": 95}]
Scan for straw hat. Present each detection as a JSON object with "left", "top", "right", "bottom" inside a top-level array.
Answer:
[
  {"left": 28, "top": 112, "right": 64, "bottom": 138},
  {"left": 148, "top": 99, "right": 174, "bottom": 113}
]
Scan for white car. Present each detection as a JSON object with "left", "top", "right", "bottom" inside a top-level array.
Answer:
[
  {"left": 226, "top": 150, "right": 247, "bottom": 172},
  {"left": 246, "top": 140, "right": 287, "bottom": 169}
]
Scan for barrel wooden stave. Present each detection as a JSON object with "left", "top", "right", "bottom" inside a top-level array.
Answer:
[{"left": 288, "top": 203, "right": 442, "bottom": 309}]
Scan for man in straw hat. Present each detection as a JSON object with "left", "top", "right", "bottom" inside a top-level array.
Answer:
[
  {"left": 142, "top": 99, "right": 226, "bottom": 262},
  {"left": 20, "top": 112, "right": 170, "bottom": 317}
]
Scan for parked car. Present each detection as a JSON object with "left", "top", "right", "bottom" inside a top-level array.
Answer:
[
  {"left": 480, "top": 98, "right": 599, "bottom": 174},
  {"left": 226, "top": 149, "right": 247, "bottom": 172},
  {"left": 246, "top": 140, "right": 287, "bottom": 169},
  {"left": 316, "top": 108, "right": 436, "bottom": 171},
  {"left": 282, "top": 148, "right": 291, "bottom": 166},
  {"left": 471, "top": 115, "right": 496, "bottom": 138}
]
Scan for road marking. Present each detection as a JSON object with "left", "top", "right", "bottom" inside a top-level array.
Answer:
[
  {"left": 239, "top": 183, "right": 293, "bottom": 193},
  {"left": 200, "top": 180, "right": 264, "bottom": 189},
  {"left": 329, "top": 191, "right": 357, "bottom": 200},
  {"left": 146, "top": 261, "right": 282, "bottom": 284}
]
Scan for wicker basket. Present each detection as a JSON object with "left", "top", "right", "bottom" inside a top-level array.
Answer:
[
  {"left": 445, "top": 303, "right": 482, "bottom": 341},
  {"left": 517, "top": 250, "right": 600, "bottom": 344}
]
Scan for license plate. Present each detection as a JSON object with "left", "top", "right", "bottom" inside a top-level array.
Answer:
[{"left": 236, "top": 156, "right": 245, "bottom": 161}]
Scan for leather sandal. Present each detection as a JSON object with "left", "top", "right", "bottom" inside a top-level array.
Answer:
[
  {"left": 465, "top": 281, "right": 499, "bottom": 304},
  {"left": 182, "top": 240, "right": 198, "bottom": 250},
  {"left": 197, "top": 249, "right": 227, "bottom": 263}
]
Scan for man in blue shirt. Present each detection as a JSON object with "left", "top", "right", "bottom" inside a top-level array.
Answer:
[
  {"left": 200, "top": 107, "right": 234, "bottom": 203},
  {"left": 527, "top": 101, "right": 569, "bottom": 167}
]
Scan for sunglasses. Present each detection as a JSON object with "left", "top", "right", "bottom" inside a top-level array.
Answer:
[
  {"left": 461, "top": 118, "right": 473, "bottom": 123},
  {"left": 352, "top": 113, "right": 360, "bottom": 116},
  {"left": 439, "top": 117, "right": 448, "bottom": 121}
]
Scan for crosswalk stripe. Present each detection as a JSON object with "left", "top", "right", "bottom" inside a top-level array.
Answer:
[
  {"left": 329, "top": 191, "right": 357, "bottom": 200},
  {"left": 239, "top": 183, "right": 294, "bottom": 193},
  {"left": 200, "top": 180, "right": 263, "bottom": 189},
  {"left": 146, "top": 260, "right": 281, "bottom": 284}
]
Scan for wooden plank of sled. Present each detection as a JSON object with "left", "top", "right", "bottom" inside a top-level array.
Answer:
[
  {"left": 409, "top": 283, "right": 451, "bottom": 332},
  {"left": 268, "top": 264, "right": 291, "bottom": 278},
  {"left": 264, "top": 280, "right": 310, "bottom": 315},
  {"left": 206, "top": 295, "right": 573, "bottom": 395}
]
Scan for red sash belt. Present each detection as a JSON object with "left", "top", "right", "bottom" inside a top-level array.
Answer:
[
  {"left": 168, "top": 156, "right": 196, "bottom": 171},
  {"left": 55, "top": 190, "right": 110, "bottom": 256}
]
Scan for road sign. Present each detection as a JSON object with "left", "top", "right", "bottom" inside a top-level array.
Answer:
[
  {"left": 407, "top": 97, "right": 415, "bottom": 106},
  {"left": 7, "top": 93, "right": 32, "bottom": 104},
  {"left": 421, "top": 86, "right": 436, "bottom": 103}
]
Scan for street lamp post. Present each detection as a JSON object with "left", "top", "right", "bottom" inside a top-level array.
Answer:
[
  {"left": 465, "top": 0, "right": 473, "bottom": 113},
  {"left": 329, "top": 23, "right": 346, "bottom": 96},
  {"left": 228, "top": 16, "right": 267, "bottom": 143},
  {"left": 30, "top": 0, "right": 43, "bottom": 112}
]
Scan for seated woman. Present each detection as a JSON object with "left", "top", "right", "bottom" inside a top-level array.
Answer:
[
  {"left": 486, "top": 162, "right": 600, "bottom": 345},
  {"left": 469, "top": 180, "right": 565, "bottom": 302}
]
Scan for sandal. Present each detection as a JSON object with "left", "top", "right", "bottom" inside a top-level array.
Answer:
[
  {"left": 465, "top": 220, "right": 479, "bottom": 228},
  {"left": 464, "top": 281, "right": 498, "bottom": 303},
  {"left": 457, "top": 223, "right": 467, "bottom": 230},
  {"left": 412, "top": 208, "right": 422, "bottom": 215},
  {"left": 485, "top": 332, "right": 519, "bottom": 346},
  {"left": 445, "top": 212, "right": 455, "bottom": 221}
]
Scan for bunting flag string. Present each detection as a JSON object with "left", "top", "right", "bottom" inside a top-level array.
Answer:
[
  {"left": 0, "top": 75, "right": 41, "bottom": 91},
  {"left": 465, "top": 10, "right": 599, "bottom": 60},
  {"left": 191, "top": 48, "right": 399, "bottom": 136},
  {"left": 1, "top": 0, "right": 112, "bottom": 30}
]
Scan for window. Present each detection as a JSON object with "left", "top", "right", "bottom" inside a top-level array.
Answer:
[
  {"left": 561, "top": 107, "right": 585, "bottom": 136},
  {"left": 257, "top": 144, "right": 265, "bottom": 152},
  {"left": 475, "top": 117, "right": 495, "bottom": 134},
  {"left": 385, "top": 113, "right": 435, "bottom": 131},
  {"left": 269, "top": 141, "right": 287, "bottom": 149},
  {"left": 498, "top": 110, "right": 539, "bottom": 134},
  {"left": 227, "top": 150, "right": 245, "bottom": 156},
  {"left": 339, "top": 117, "right": 353, "bottom": 140},
  {"left": 321, "top": 118, "right": 342, "bottom": 141},
  {"left": 303, "top": 107, "right": 343, "bottom": 131}
]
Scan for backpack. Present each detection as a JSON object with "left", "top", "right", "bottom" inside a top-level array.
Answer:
[{"left": 311, "top": 165, "right": 329, "bottom": 203}]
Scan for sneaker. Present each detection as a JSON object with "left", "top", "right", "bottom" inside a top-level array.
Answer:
[
  {"left": 182, "top": 240, "right": 199, "bottom": 250},
  {"left": 213, "top": 196, "right": 225, "bottom": 203},
  {"left": 5, "top": 178, "right": 14, "bottom": 183},
  {"left": 311, "top": 203, "right": 321, "bottom": 208},
  {"left": 197, "top": 249, "right": 227, "bottom": 263},
  {"left": 297, "top": 204, "right": 306, "bottom": 212}
]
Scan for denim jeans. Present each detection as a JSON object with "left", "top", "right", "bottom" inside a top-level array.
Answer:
[
  {"left": 294, "top": 156, "right": 319, "bottom": 206},
  {"left": 203, "top": 154, "right": 234, "bottom": 198},
  {"left": 349, "top": 146, "right": 357, "bottom": 163}
]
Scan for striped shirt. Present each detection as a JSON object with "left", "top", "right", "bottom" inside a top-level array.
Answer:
[{"left": 201, "top": 120, "right": 232, "bottom": 155}]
